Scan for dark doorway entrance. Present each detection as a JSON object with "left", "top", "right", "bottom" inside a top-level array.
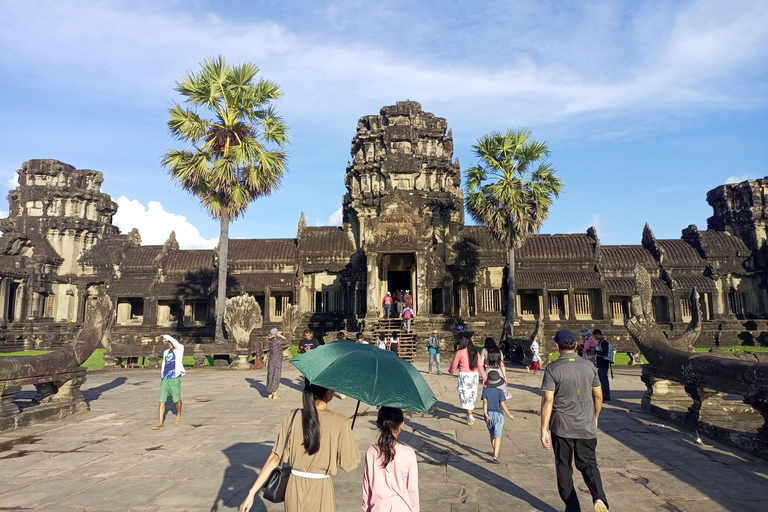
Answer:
[{"left": 387, "top": 271, "right": 410, "bottom": 295}]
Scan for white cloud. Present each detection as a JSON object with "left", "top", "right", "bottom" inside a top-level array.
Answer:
[
  {"left": 112, "top": 196, "right": 217, "bottom": 249},
  {"left": 725, "top": 175, "right": 758, "bottom": 184},
  {"left": 328, "top": 207, "right": 343, "bottom": 226},
  {"left": 0, "top": 208, "right": 8, "bottom": 218},
  {"left": 6, "top": 173, "right": 18, "bottom": 189}
]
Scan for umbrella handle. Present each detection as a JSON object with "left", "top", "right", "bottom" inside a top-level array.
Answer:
[{"left": 351, "top": 400, "right": 361, "bottom": 430}]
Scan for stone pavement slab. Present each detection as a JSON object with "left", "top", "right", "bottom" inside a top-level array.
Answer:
[{"left": 1, "top": 364, "right": 768, "bottom": 511}]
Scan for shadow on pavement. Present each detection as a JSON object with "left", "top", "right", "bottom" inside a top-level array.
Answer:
[
  {"left": 82, "top": 376, "right": 128, "bottom": 404},
  {"left": 245, "top": 378, "right": 267, "bottom": 397},
  {"left": 213, "top": 442, "right": 273, "bottom": 511}
]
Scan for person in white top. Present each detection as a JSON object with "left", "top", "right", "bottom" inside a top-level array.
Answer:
[{"left": 154, "top": 334, "right": 185, "bottom": 430}]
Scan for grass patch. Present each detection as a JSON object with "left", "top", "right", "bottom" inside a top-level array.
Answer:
[
  {"left": 289, "top": 344, "right": 299, "bottom": 358},
  {"left": 547, "top": 352, "right": 647, "bottom": 365},
  {"left": 696, "top": 345, "right": 768, "bottom": 353},
  {"left": 82, "top": 348, "right": 106, "bottom": 370},
  {"left": 0, "top": 349, "right": 52, "bottom": 356}
]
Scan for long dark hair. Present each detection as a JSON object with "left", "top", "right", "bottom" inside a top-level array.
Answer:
[
  {"left": 376, "top": 406, "right": 404, "bottom": 468},
  {"left": 302, "top": 378, "right": 328, "bottom": 455},
  {"left": 484, "top": 337, "right": 498, "bottom": 352},
  {"left": 486, "top": 347, "right": 502, "bottom": 368},
  {"left": 457, "top": 336, "right": 478, "bottom": 370}
]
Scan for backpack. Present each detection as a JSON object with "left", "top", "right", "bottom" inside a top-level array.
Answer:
[
  {"left": 605, "top": 341, "right": 616, "bottom": 364},
  {"left": 403, "top": 308, "right": 412, "bottom": 320},
  {"left": 384, "top": 296, "right": 392, "bottom": 305}
]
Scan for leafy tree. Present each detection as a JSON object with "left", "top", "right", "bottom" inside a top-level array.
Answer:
[
  {"left": 162, "top": 56, "right": 288, "bottom": 343},
  {"left": 464, "top": 129, "right": 563, "bottom": 340}
]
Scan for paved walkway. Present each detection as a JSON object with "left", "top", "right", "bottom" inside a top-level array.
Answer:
[{"left": 1, "top": 363, "right": 767, "bottom": 511}]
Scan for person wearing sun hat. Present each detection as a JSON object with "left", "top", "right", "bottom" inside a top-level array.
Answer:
[
  {"left": 481, "top": 369, "right": 515, "bottom": 463},
  {"left": 580, "top": 326, "right": 597, "bottom": 366},
  {"left": 540, "top": 329, "right": 609, "bottom": 512},
  {"left": 266, "top": 327, "right": 287, "bottom": 400}
]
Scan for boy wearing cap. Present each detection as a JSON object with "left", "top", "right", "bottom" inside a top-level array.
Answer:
[
  {"left": 427, "top": 331, "right": 442, "bottom": 375},
  {"left": 540, "top": 329, "right": 609, "bottom": 512},
  {"left": 482, "top": 369, "right": 515, "bottom": 463},
  {"left": 153, "top": 334, "right": 185, "bottom": 430}
]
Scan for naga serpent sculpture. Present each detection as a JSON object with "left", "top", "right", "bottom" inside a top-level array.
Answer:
[
  {"left": 0, "top": 293, "right": 113, "bottom": 430},
  {"left": 627, "top": 265, "right": 768, "bottom": 441}
]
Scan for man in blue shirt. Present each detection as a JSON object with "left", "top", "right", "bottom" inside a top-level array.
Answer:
[{"left": 427, "top": 330, "right": 442, "bottom": 375}]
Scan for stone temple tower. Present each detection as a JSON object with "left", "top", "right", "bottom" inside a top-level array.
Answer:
[{"left": 341, "top": 101, "right": 464, "bottom": 320}]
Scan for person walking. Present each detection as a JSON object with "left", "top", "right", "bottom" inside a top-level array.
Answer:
[
  {"left": 482, "top": 370, "right": 515, "bottom": 463},
  {"left": 402, "top": 306, "right": 414, "bottom": 333},
  {"left": 580, "top": 327, "right": 597, "bottom": 366},
  {"left": 153, "top": 334, "right": 185, "bottom": 430},
  {"left": 382, "top": 292, "right": 393, "bottom": 318},
  {"left": 394, "top": 289, "right": 404, "bottom": 319},
  {"left": 266, "top": 327, "right": 287, "bottom": 400},
  {"left": 482, "top": 339, "right": 511, "bottom": 399},
  {"left": 376, "top": 332, "right": 388, "bottom": 350},
  {"left": 239, "top": 379, "right": 361, "bottom": 512},
  {"left": 592, "top": 329, "right": 612, "bottom": 402},
  {"left": 540, "top": 329, "right": 609, "bottom": 512},
  {"left": 527, "top": 334, "right": 541, "bottom": 373},
  {"left": 362, "top": 407, "right": 420, "bottom": 512},
  {"left": 426, "top": 331, "right": 442, "bottom": 375},
  {"left": 389, "top": 331, "right": 400, "bottom": 356},
  {"left": 448, "top": 336, "right": 487, "bottom": 425},
  {"left": 403, "top": 290, "right": 413, "bottom": 311}
]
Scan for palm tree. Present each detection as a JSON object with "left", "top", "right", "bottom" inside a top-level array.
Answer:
[
  {"left": 162, "top": 56, "right": 289, "bottom": 344},
  {"left": 465, "top": 129, "right": 563, "bottom": 341}
]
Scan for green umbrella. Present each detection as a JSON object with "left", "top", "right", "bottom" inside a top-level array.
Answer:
[{"left": 291, "top": 340, "right": 437, "bottom": 414}]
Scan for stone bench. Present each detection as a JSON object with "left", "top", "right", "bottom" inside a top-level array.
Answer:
[{"left": 106, "top": 343, "right": 238, "bottom": 368}]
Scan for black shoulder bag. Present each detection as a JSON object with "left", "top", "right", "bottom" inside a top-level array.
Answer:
[{"left": 263, "top": 409, "right": 299, "bottom": 503}]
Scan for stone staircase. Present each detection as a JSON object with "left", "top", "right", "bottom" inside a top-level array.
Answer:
[{"left": 374, "top": 318, "right": 417, "bottom": 362}]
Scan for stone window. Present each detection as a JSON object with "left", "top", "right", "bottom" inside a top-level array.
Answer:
[
  {"left": 609, "top": 296, "right": 631, "bottom": 324},
  {"left": 313, "top": 291, "right": 330, "bottom": 313},
  {"left": 184, "top": 301, "right": 208, "bottom": 325},
  {"left": 728, "top": 291, "right": 746, "bottom": 317},
  {"left": 518, "top": 291, "right": 540, "bottom": 318},
  {"left": 272, "top": 293, "right": 293, "bottom": 318},
  {"left": 333, "top": 290, "right": 343, "bottom": 313},
  {"left": 480, "top": 289, "right": 501, "bottom": 312},
  {"left": 549, "top": 291, "right": 567, "bottom": 320},
  {"left": 653, "top": 296, "right": 670, "bottom": 323},
  {"left": 468, "top": 284, "right": 476, "bottom": 317},
  {"left": 680, "top": 297, "right": 692, "bottom": 322},
  {"left": 574, "top": 292, "right": 591, "bottom": 318},
  {"left": 41, "top": 293, "right": 55, "bottom": 319},
  {"left": 116, "top": 298, "right": 144, "bottom": 325},
  {"left": 157, "top": 301, "right": 179, "bottom": 325}
]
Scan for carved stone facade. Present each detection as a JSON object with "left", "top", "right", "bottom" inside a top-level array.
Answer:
[{"left": 0, "top": 102, "right": 766, "bottom": 351}]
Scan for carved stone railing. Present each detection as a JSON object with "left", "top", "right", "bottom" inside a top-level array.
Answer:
[
  {"left": 0, "top": 295, "right": 113, "bottom": 431},
  {"left": 627, "top": 266, "right": 768, "bottom": 457}
]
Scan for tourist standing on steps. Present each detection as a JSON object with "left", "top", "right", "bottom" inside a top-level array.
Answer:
[
  {"left": 376, "top": 332, "right": 388, "bottom": 350},
  {"left": 362, "top": 406, "right": 420, "bottom": 512},
  {"left": 540, "top": 329, "right": 609, "bottom": 512},
  {"left": 239, "top": 379, "right": 360, "bottom": 512},
  {"left": 402, "top": 306, "right": 414, "bottom": 333},
  {"left": 382, "top": 292, "right": 393, "bottom": 318},
  {"left": 427, "top": 331, "right": 442, "bottom": 374},
  {"left": 403, "top": 290, "right": 413, "bottom": 312},
  {"left": 448, "top": 336, "right": 486, "bottom": 425},
  {"left": 394, "top": 289, "right": 404, "bottom": 319},
  {"left": 389, "top": 331, "right": 400, "bottom": 356},
  {"left": 592, "top": 329, "right": 612, "bottom": 402},
  {"left": 153, "top": 334, "right": 185, "bottom": 430},
  {"left": 266, "top": 328, "right": 287, "bottom": 400}
]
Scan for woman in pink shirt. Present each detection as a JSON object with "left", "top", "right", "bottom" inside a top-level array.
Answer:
[
  {"left": 448, "top": 336, "right": 487, "bottom": 425},
  {"left": 362, "top": 407, "right": 419, "bottom": 512}
]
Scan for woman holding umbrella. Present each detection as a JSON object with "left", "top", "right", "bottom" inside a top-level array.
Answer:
[
  {"left": 448, "top": 336, "right": 486, "bottom": 425},
  {"left": 239, "top": 379, "right": 360, "bottom": 512}
]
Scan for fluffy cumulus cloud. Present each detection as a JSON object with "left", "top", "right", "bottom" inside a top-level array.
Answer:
[
  {"left": 328, "top": 207, "right": 343, "bottom": 226},
  {"left": 112, "top": 196, "right": 217, "bottom": 249},
  {"left": 725, "top": 175, "right": 758, "bottom": 184}
]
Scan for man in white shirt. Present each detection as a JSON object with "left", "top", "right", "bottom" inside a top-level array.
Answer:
[{"left": 153, "top": 334, "right": 185, "bottom": 430}]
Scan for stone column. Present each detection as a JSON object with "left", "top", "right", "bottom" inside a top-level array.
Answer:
[
  {"left": 264, "top": 287, "right": 271, "bottom": 323},
  {"left": 365, "top": 251, "right": 380, "bottom": 323},
  {"left": 144, "top": 298, "right": 157, "bottom": 326},
  {"left": 28, "top": 291, "right": 40, "bottom": 320},
  {"left": 15, "top": 282, "right": 26, "bottom": 322},
  {"left": 75, "top": 286, "right": 87, "bottom": 324},
  {"left": 0, "top": 278, "right": 7, "bottom": 323},
  {"left": 542, "top": 287, "right": 550, "bottom": 321},
  {"left": 641, "top": 370, "right": 692, "bottom": 424},
  {"left": 0, "top": 383, "right": 21, "bottom": 418},
  {"left": 684, "top": 386, "right": 730, "bottom": 425},
  {"left": 415, "top": 251, "right": 429, "bottom": 320},
  {"left": 600, "top": 288, "right": 610, "bottom": 321},
  {"left": 672, "top": 295, "right": 683, "bottom": 323},
  {"left": 567, "top": 287, "right": 576, "bottom": 321}
]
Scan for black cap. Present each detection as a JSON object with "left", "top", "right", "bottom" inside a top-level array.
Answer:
[{"left": 553, "top": 329, "right": 577, "bottom": 348}]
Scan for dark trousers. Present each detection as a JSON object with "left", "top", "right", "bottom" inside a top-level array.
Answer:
[
  {"left": 552, "top": 434, "right": 608, "bottom": 512},
  {"left": 597, "top": 365, "right": 611, "bottom": 401}
]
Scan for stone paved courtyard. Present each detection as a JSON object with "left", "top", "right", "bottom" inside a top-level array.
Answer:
[{"left": 1, "top": 363, "right": 767, "bottom": 512}]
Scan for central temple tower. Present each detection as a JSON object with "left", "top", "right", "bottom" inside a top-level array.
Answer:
[{"left": 341, "top": 101, "right": 464, "bottom": 320}]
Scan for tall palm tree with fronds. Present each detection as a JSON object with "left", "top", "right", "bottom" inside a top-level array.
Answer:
[
  {"left": 162, "top": 56, "right": 289, "bottom": 344},
  {"left": 465, "top": 129, "right": 563, "bottom": 341}
]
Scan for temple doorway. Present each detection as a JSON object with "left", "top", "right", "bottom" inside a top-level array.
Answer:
[
  {"left": 380, "top": 253, "right": 416, "bottom": 314},
  {"left": 387, "top": 271, "right": 410, "bottom": 295}
]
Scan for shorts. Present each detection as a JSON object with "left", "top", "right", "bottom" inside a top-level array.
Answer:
[
  {"left": 160, "top": 376, "right": 181, "bottom": 403},
  {"left": 486, "top": 410, "right": 504, "bottom": 438}
]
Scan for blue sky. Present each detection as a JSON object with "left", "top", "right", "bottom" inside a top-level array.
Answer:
[{"left": 1, "top": 0, "right": 766, "bottom": 248}]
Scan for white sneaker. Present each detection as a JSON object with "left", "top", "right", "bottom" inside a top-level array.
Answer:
[{"left": 594, "top": 499, "right": 609, "bottom": 512}]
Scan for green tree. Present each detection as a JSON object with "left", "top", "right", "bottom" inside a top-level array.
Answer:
[
  {"left": 464, "top": 129, "right": 563, "bottom": 341},
  {"left": 162, "top": 56, "right": 288, "bottom": 344}
]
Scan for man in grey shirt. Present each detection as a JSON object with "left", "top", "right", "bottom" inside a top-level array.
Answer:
[{"left": 541, "top": 329, "right": 608, "bottom": 512}]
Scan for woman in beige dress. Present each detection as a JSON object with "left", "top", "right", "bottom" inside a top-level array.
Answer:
[{"left": 239, "top": 379, "right": 361, "bottom": 512}]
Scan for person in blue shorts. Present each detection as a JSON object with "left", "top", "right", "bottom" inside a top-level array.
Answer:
[
  {"left": 153, "top": 334, "right": 185, "bottom": 430},
  {"left": 482, "top": 369, "right": 515, "bottom": 463}
]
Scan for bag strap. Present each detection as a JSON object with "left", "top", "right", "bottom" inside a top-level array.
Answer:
[{"left": 277, "top": 409, "right": 299, "bottom": 469}]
